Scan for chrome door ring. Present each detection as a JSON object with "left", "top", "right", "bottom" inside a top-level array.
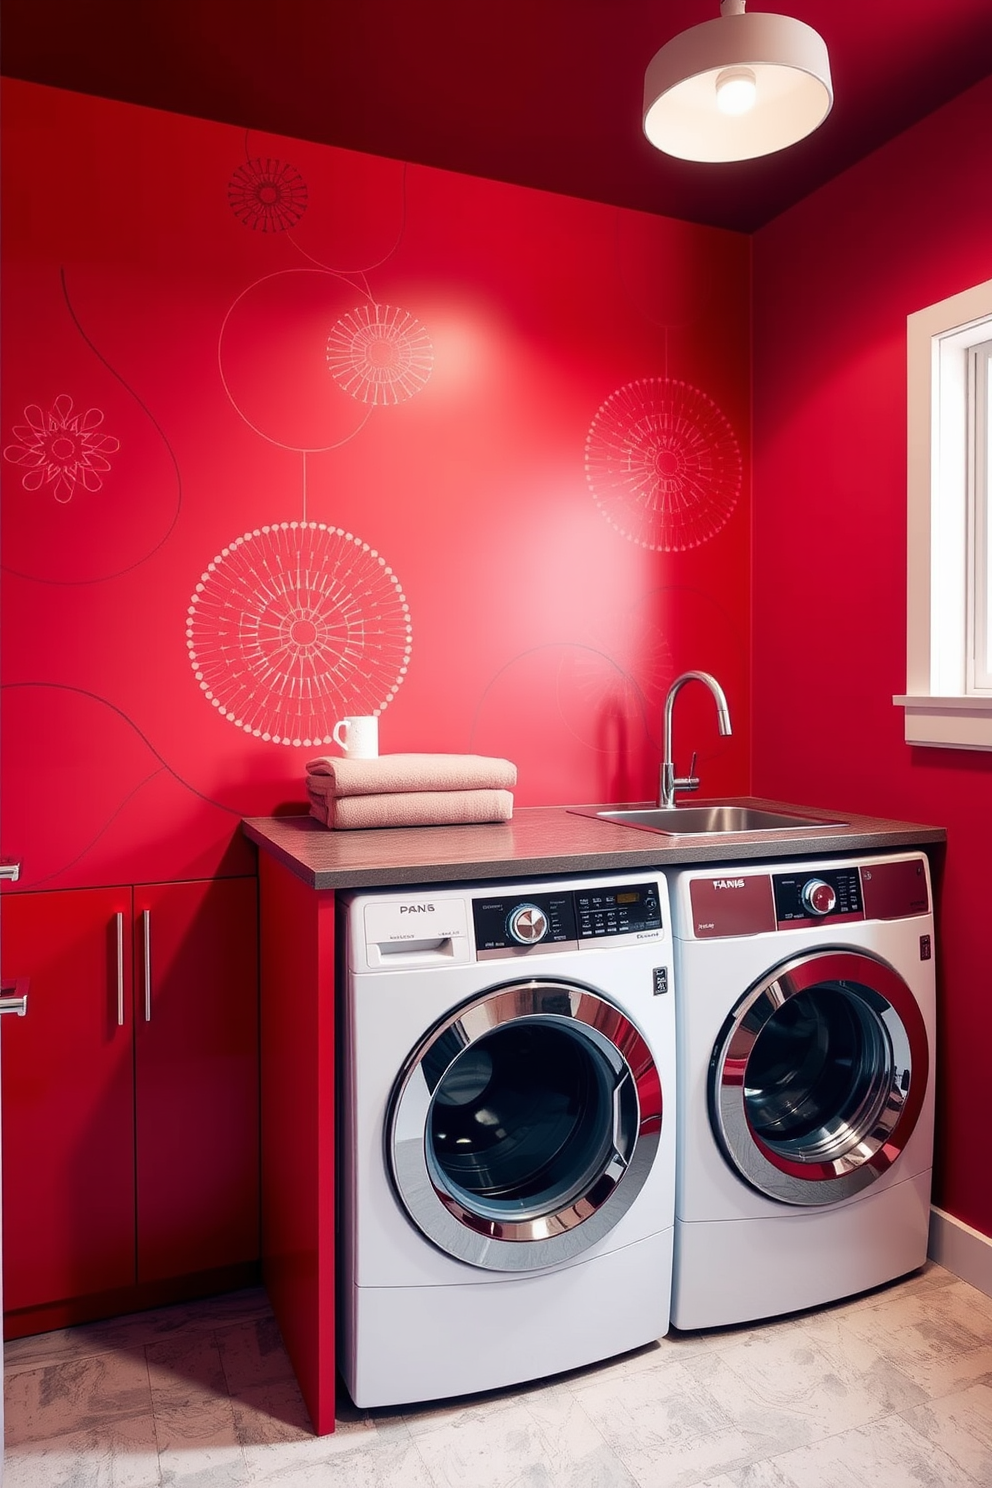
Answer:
[
  {"left": 710, "top": 948, "right": 929, "bottom": 1206},
  {"left": 387, "top": 977, "right": 663, "bottom": 1272}
]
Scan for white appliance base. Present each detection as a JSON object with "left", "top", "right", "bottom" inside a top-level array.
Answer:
[
  {"left": 342, "top": 1227, "right": 673, "bottom": 1409},
  {"left": 671, "top": 1168, "right": 932, "bottom": 1331}
]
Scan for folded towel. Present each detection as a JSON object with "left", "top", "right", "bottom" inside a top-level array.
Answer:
[
  {"left": 304, "top": 752, "right": 517, "bottom": 798},
  {"left": 308, "top": 787, "right": 514, "bottom": 830}
]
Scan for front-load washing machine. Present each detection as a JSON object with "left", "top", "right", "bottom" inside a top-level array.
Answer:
[
  {"left": 668, "top": 850, "right": 936, "bottom": 1331},
  {"left": 338, "top": 870, "right": 676, "bottom": 1408}
]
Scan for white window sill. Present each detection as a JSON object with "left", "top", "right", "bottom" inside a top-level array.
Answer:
[{"left": 893, "top": 694, "right": 992, "bottom": 750}]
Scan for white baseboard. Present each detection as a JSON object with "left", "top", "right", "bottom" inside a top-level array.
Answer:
[{"left": 929, "top": 1206, "right": 992, "bottom": 1298}]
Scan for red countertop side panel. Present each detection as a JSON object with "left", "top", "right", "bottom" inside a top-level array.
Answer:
[{"left": 258, "top": 853, "right": 336, "bottom": 1435}]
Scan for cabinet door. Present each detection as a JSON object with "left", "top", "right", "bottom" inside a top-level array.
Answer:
[
  {"left": 134, "top": 877, "right": 259, "bottom": 1281},
  {"left": 0, "top": 887, "right": 136, "bottom": 1311}
]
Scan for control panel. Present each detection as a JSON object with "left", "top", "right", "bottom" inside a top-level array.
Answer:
[
  {"left": 773, "top": 866, "right": 864, "bottom": 924},
  {"left": 574, "top": 883, "right": 662, "bottom": 941},
  {"left": 472, "top": 881, "right": 662, "bottom": 957}
]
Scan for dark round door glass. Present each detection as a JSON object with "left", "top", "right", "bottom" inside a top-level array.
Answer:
[
  {"left": 743, "top": 986, "right": 892, "bottom": 1161},
  {"left": 427, "top": 1021, "right": 621, "bottom": 1223}
]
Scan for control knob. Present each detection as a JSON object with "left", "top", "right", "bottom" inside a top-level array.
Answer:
[
  {"left": 801, "top": 878, "right": 837, "bottom": 916},
  {"left": 507, "top": 903, "right": 548, "bottom": 944}
]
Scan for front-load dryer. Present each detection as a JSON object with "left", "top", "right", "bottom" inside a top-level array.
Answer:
[
  {"left": 338, "top": 870, "right": 676, "bottom": 1408},
  {"left": 668, "top": 850, "right": 936, "bottom": 1331}
]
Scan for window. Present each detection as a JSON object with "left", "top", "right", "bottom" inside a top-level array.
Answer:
[
  {"left": 971, "top": 337, "right": 992, "bottom": 691},
  {"left": 895, "top": 279, "right": 992, "bottom": 749}
]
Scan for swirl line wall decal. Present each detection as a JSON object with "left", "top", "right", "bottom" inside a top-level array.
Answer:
[{"left": 1, "top": 269, "right": 184, "bottom": 584}]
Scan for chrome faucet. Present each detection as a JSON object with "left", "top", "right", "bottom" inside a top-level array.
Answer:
[{"left": 660, "top": 671, "right": 733, "bottom": 808}]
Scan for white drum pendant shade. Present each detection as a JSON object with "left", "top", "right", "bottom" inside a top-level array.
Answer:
[{"left": 643, "top": 9, "right": 833, "bottom": 162}]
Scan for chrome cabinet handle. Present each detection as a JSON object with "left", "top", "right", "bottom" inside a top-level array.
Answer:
[
  {"left": 116, "top": 911, "right": 125, "bottom": 1026},
  {"left": 142, "top": 909, "right": 152, "bottom": 1022},
  {"left": 0, "top": 862, "right": 22, "bottom": 882},
  {"left": 0, "top": 977, "right": 29, "bottom": 1016}
]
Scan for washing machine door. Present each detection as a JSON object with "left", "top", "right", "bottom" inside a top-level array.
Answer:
[
  {"left": 710, "top": 948, "right": 929, "bottom": 1206},
  {"left": 387, "top": 977, "right": 663, "bottom": 1272}
]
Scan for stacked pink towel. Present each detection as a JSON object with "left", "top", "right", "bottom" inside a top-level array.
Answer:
[{"left": 305, "top": 753, "right": 517, "bottom": 830}]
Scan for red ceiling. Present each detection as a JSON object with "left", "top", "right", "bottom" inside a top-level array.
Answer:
[{"left": 2, "top": 0, "right": 991, "bottom": 231}]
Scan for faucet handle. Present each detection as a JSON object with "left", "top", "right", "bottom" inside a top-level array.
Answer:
[{"left": 671, "top": 752, "right": 699, "bottom": 796}]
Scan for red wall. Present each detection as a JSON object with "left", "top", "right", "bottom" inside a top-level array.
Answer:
[
  {"left": 3, "top": 70, "right": 990, "bottom": 1243},
  {"left": 1, "top": 80, "right": 750, "bottom": 891},
  {"left": 753, "top": 75, "right": 992, "bottom": 1237}
]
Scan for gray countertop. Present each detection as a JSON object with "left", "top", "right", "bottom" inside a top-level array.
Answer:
[{"left": 242, "top": 797, "right": 946, "bottom": 891}]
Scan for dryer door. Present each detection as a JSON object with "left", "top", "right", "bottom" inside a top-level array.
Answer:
[
  {"left": 710, "top": 949, "right": 929, "bottom": 1206},
  {"left": 387, "top": 977, "right": 663, "bottom": 1272}
]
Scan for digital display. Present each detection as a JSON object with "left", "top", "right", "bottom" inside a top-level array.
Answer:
[{"left": 616, "top": 891, "right": 640, "bottom": 904}]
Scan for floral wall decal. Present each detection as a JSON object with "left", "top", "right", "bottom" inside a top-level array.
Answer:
[
  {"left": 584, "top": 378, "right": 741, "bottom": 552},
  {"left": 227, "top": 157, "right": 308, "bottom": 232},
  {"left": 186, "top": 522, "right": 412, "bottom": 747},
  {"left": 3, "top": 394, "right": 120, "bottom": 504},
  {"left": 326, "top": 303, "right": 434, "bottom": 405}
]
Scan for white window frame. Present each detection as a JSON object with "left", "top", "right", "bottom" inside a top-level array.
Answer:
[
  {"left": 969, "top": 337, "right": 992, "bottom": 691},
  {"left": 894, "top": 278, "right": 992, "bottom": 750}
]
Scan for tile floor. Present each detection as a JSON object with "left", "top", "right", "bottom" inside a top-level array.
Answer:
[{"left": 3, "top": 1262, "right": 992, "bottom": 1488}]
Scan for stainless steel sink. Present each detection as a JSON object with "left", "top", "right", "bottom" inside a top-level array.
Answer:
[{"left": 568, "top": 803, "right": 849, "bottom": 836}]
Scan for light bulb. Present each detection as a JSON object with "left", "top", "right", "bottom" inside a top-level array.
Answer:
[{"left": 715, "top": 66, "right": 757, "bottom": 116}]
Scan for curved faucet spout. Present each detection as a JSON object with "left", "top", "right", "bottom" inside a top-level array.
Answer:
[{"left": 660, "top": 670, "right": 733, "bottom": 808}]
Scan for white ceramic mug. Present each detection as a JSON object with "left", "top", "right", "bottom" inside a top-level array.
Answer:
[{"left": 332, "top": 715, "right": 379, "bottom": 758}]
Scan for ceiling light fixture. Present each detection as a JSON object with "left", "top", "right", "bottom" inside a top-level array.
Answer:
[{"left": 643, "top": 0, "right": 833, "bottom": 163}]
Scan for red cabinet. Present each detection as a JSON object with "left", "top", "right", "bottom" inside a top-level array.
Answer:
[
  {"left": 1, "top": 886, "right": 136, "bottom": 1310},
  {"left": 134, "top": 879, "right": 259, "bottom": 1281},
  {"left": 1, "top": 877, "right": 259, "bottom": 1331}
]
